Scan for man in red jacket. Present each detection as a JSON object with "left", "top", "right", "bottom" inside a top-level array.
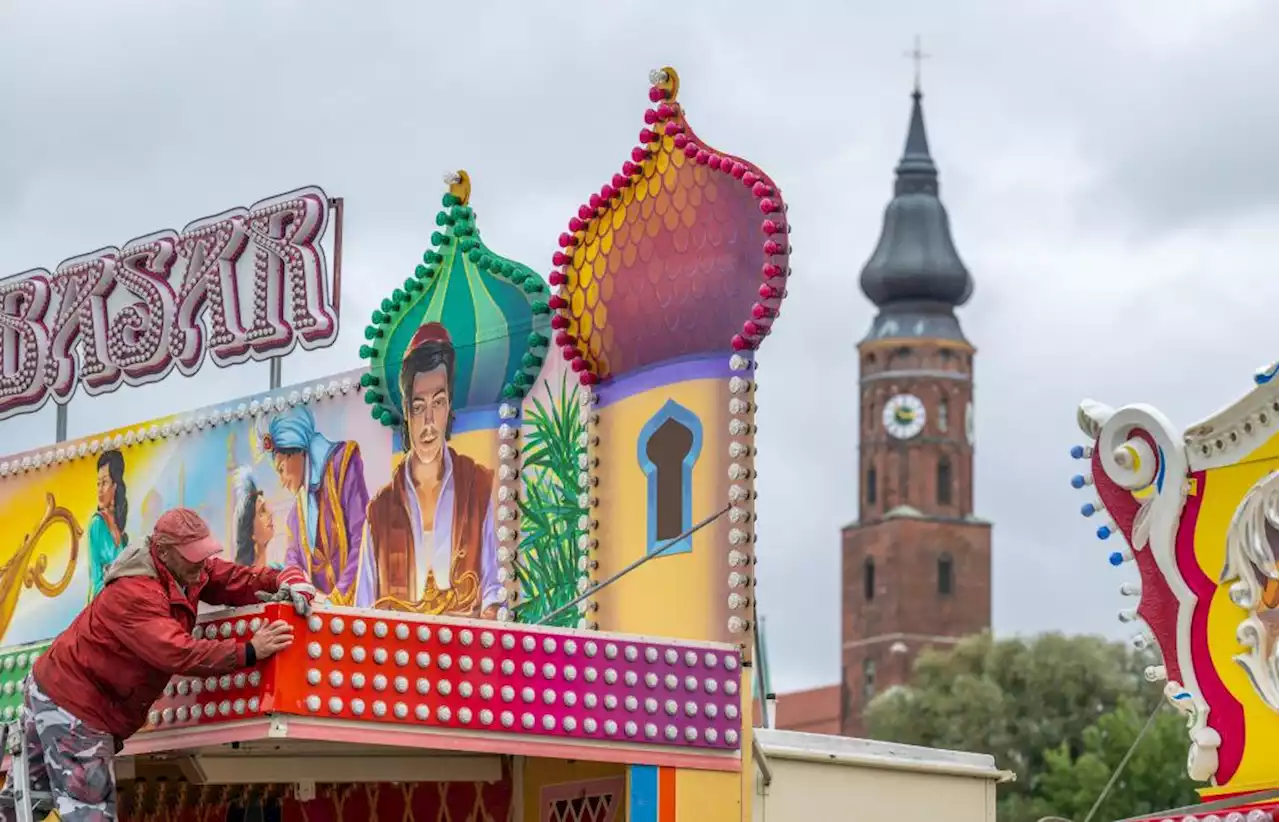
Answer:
[{"left": 0, "top": 508, "right": 314, "bottom": 822}]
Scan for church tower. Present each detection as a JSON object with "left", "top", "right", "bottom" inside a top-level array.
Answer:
[{"left": 840, "top": 85, "right": 992, "bottom": 737}]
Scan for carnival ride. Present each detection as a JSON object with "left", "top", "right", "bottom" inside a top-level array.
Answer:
[
  {"left": 0, "top": 67, "right": 789, "bottom": 821},
  {"left": 1071, "top": 362, "right": 1279, "bottom": 822}
]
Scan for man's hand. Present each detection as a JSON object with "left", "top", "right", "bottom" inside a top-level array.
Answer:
[
  {"left": 250, "top": 620, "right": 294, "bottom": 661},
  {"left": 255, "top": 566, "right": 317, "bottom": 616}
]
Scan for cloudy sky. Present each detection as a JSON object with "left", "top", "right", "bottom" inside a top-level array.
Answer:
[{"left": 1, "top": 1, "right": 1276, "bottom": 692}]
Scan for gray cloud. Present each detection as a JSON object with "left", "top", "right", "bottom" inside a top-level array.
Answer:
[{"left": 0, "top": 1, "right": 1275, "bottom": 693}]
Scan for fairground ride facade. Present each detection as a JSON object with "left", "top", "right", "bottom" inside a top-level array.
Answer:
[{"left": 0, "top": 67, "right": 787, "bottom": 822}]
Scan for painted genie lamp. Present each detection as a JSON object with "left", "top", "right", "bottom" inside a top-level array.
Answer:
[{"left": 1071, "top": 361, "right": 1279, "bottom": 822}]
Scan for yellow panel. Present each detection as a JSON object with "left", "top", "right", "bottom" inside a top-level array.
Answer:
[
  {"left": 1195, "top": 431, "right": 1279, "bottom": 791},
  {"left": 594, "top": 378, "right": 731, "bottom": 643},
  {"left": 674, "top": 768, "right": 740, "bottom": 822}
]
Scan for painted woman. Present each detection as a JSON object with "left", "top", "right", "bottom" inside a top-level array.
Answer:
[
  {"left": 232, "top": 468, "right": 276, "bottom": 567},
  {"left": 88, "top": 449, "right": 128, "bottom": 600}
]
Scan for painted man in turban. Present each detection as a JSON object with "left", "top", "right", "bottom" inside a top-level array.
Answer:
[
  {"left": 263, "top": 405, "right": 372, "bottom": 606},
  {"left": 362, "top": 323, "right": 503, "bottom": 618}
]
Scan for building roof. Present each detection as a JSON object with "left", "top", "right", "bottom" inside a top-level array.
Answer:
[
  {"left": 755, "top": 728, "right": 1014, "bottom": 782},
  {"left": 774, "top": 684, "right": 841, "bottom": 735},
  {"left": 859, "top": 88, "right": 974, "bottom": 341}
]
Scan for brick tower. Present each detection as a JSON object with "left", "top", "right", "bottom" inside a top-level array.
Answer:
[{"left": 840, "top": 85, "right": 992, "bottom": 737}]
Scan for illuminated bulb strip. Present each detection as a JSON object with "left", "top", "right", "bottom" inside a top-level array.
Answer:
[
  {"left": 577, "top": 388, "right": 601, "bottom": 629},
  {"left": 496, "top": 401, "right": 522, "bottom": 621},
  {"left": 0, "top": 376, "right": 359, "bottom": 479},
  {"left": 0, "top": 642, "right": 51, "bottom": 722},
  {"left": 725, "top": 357, "right": 757, "bottom": 636}
]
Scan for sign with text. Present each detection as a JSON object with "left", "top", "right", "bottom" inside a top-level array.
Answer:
[{"left": 0, "top": 186, "right": 338, "bottom": 420}]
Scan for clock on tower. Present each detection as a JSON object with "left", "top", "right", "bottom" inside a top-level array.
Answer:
[{"left": 839, "top": 83, "right": 992, "bottom": 738}]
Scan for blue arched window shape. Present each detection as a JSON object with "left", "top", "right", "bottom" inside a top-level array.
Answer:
[{"left": 636, "top": 400, "right": 704, "bottom": 557}]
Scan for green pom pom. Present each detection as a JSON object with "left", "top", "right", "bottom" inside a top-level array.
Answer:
[
  {"left": 450, "top": 205, "right": 469, "bottom": 220},
  {"left": 442, "top": 193, "right": 460, "bottom": 207},
  {"left": 363, "top": 325, "right": 384, "bottom": 340},
  {"left": 531, "top": 301, "right": 550, "bottom": 315},
  {"left": 501, "top": 384, "right": 521, "bottom": 399},
  {"left": 434, "top": 212, "right": 448, "bottom": 226},
  {"left": 359, "top": 345, "right": 376, "bottom": 359},
  {"left": 514, "top": 372, "right": 534, "bottom": 388},
  {"left": 371, "top": 406, "right": 384, "bottom": 421},
  {"left": 414, "top": 264, "right": 430, "bottom": 279},
  {"left": 456, "top": 223, "right": 474, "bottom": 237},
  {"left": 468, "top": 249, "right": 482, "bottom": 264},
  {"left": 403, "top": 278, "right": 419, "bottom": 293},
  {"left": 523, "top": 279, "right": 545, "bottom": 294},
  {"left": 364, "top": 389, "right": 383, "bottom": 404},
  {"left": 521, "top": 353, "right": 539, "bottom": 369},
  {"left": 359, "top": 373, "right": 379, "bottom": 387},
  {"left": 381, "top": 298, "right": 394, "bottom": 312},
  {"left": 459, "top": 239, "right": 477, "bottom": 253},
  {"left": 392, "top": 288, "right": 406, "bottom": 304},
  {"left": 527, "top": 332, "right": 549, "bottom": 348},
  {"left": 379, "top": 408, "right": 399, "bottom": 426},
  {"left": 478, "top": 255, "right": 493, "bottom": 270},
  {"left": 509, "top": 271, "right": 528, "bottom": 285},
  {"left": 421, "top": 251, "right": 435, "bottom": 266},
  {"left": 430, "top": 231, "right": 447, "bottom": 246},
  {"left": 371, "top": 310, "right": 386, "bottom": 324}
]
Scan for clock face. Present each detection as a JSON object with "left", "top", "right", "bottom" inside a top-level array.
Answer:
[
  {"left": 965, "top": 401, "right": 975, "bottom": 446},
  {"left": 882, "top": 394, "right": 927, "bottom": 440}
]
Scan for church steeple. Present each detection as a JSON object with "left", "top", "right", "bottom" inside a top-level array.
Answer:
[{"left": 859, "top": 86, "right": 974, "bottom": 340}]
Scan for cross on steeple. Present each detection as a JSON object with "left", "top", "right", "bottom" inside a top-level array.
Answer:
[{"left": 904, "top": 35, "right": 930, "bottom": 94}]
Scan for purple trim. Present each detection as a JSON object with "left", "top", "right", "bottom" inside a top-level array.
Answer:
[{"left": 597, "top": 355, "right": 736, "bottom": 408}]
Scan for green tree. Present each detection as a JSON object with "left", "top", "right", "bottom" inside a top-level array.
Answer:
[{"left": 864, "top": 632, "right": 1195, "bottom": 822}]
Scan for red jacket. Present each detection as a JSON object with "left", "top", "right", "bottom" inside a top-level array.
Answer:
[{"left": 33, "top": 539, "right": 280, "bottom": 742}]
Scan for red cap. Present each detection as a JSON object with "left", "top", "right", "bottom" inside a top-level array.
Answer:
[
  {"left": 152, "top": 508, "right": 223, "bottom": 563},
  {"left": 407, "top": 322, "right": 452, "bottom": 355}
]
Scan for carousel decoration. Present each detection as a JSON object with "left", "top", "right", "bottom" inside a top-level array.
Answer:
[
  {"left": 1071, "top": 360, "right": 1278, "bottom": 818},
  {"left": 0, "top": 495, "right": 82, "bottom": 641}
]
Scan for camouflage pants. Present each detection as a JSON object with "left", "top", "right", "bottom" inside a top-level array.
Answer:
[{"left": 0, "top": 675, "right": 116, "bottom": 822}]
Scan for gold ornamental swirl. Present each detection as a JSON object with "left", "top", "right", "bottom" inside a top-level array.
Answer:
[{"left": 0, "top": 494, "right": 83, "bottom": 641}]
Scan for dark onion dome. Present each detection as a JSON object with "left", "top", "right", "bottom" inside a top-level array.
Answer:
[{"left": 859, "top": 90, "right": 973, "bottom": 312}]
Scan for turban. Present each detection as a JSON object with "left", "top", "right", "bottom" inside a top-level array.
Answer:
[
  {"left": 407, "top": 322, "right": 452, "bottom": 356},
  {"left": 263, "top": 405, "right": 338, "bottom": 491}
]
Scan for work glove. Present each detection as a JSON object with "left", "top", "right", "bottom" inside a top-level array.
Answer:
[{"left": 256, "top": 566, "right": 317, "bottom": 617}]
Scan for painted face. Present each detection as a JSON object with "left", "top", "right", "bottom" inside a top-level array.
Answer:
[
  {"left": 96, "top": 464, "right": 115, "bottom": 510},
  {"left": 407, "top": 365, "right": 451, "bottom": 468},
  {"left": 273, "top": 451, "right": 306, "bottom": 494},
  {"left": 252, "top": 494, "right": 275, "bottom": 548}
]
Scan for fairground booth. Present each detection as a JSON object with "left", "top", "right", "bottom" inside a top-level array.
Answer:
[
  {"left": 0, "top": 67, "right": 785, "bottom": 821},
  {"left": 1071, "top": 363, "right": 1279, "bottom": 822}
]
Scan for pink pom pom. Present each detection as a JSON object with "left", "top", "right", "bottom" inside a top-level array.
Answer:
[
  {"left": 631, "top": 146, "right": 649, "bottom": 163},
  {"left": 664, "top": 121, "right": 681, "bottom": 136},
  {"left": 622, "top": 161, "right": 641, "bottom": 176},
  {"left": 568, "top": 217, "right": 584, "bottom": 232},
  {"left": 561, "top": 344, "right": 578, "bottom": 360},
  {"left": 552, "top": 252, "right": 570, "bottom": 266},
  {"left": 551, "top": 315, "right": 570, "bottom": 330},
  {"left": 758, "top": 283, "right": 782, "bottom": 300},
  {"left": 548, "top": 295, "right": 568, "bottom": 310},
  {"left": 555, "top": 331, "right": 574, "bottom": 346},
  {"left": 571, "top": 357, "right": 587, "bottom": 372},
  {"left": 549, "top": 271, "right": 567, "bottom": 286},
  {"left": 742, "top": 172, "right": 759, "bottom": 187},
  {"left": 759, "top": 198, "right": 777, "bottom": 214},
  {"left": 696, "top": 150, "right": 710, "bottom": 165},
  {"left": 752, "top": 182, "right": 772, "bottom": 198},
  {"left": 648, "top": 86, "right": 665, "bottom": 102},
  {"left": 588, "top": 194, "right": 602, "bottom": 210},
  {"left": 708, "top": 156, "right": 722, "bottom": 170},
  {"left": 657, "top": 103, "right": 674, "bottom": 119},
  {"left": 684, "top": 143, "right": 699, "bottom": 158},
  {"left": 743, "top": 321, "right": 763, "bottom": 337},
  {"left": 731, "top": 163, "right": 746, "bottom": 179},
  {"left": 731, "top": 334, "right": 752, "bottom": 351},
  {"left": 612, "top": 174, "right": 628, "bottom": 189},
  {"left": 558, "top": 233, "right": 575, "bottom": 248},
  {"left": 764, "top": 239, "right": 786, "bottom": 255},
  {"left": 644, "top": 109, "right": 659, "bottom": 125},
  {"left": 600, "top": 185, "right": 617, "bottom": 200},
  {"left": 579, "top": 371, "right": 600, "bottom": 386},
  {"left": 673, "top": 134, "right": 689, "bottom": 149},
  {"left": 761, "top": 220, "right": 779, "bottom": 235},
  {"left": 578, "top": 205, "right": 594, "bottom": 221}
]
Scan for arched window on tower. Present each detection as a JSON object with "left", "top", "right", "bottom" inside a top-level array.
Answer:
[
  {"left": 937, "top": 457, "right": 953, "bottom": 506},
  {"left": 865, "top": 465, "right": 877, "bottom": 506},
  {"left": 938, "top": 396, "right": 949, "bottom": 432},
  {"left": 863, "top": 557, "right": 876, "bottom": 601},
  {"left": 637, "top": 400, "right": 703, "bottom": 557},
  {"left": 937, "top": 553, "right": 954, "bottom": 596},
  {"left": 862, "top": 657, "right": 877, "bottom": 701}
]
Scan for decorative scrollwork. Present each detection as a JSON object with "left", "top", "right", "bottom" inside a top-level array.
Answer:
[
  {"left": 1221, "top": 471, "right": 1279, "bottom": 711},
  {"left": 0, "top": 494, "right": 83, "bottom": 641},
  {"left": 1164, "top": 681, "right": 1222, "bottom": 782}
]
